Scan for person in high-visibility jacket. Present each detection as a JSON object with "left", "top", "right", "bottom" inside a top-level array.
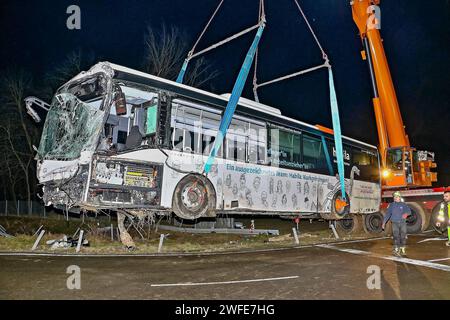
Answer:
[{"left": 436, "top": 190, "right": 450, "bottom": 247}]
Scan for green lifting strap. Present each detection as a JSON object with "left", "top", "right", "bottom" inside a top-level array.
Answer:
[
  {"left": 204, "top": 24, "right": 265, "bottom": 174},
  {"left": 328, "top": 67, "right": 346, "bottom": 201}
]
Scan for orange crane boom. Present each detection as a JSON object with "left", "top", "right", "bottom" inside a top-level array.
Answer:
[{"left": 350, "top": 0, "right": 437, "bottom": 188}]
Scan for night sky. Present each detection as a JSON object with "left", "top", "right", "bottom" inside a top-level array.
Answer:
[{"left": 1, "top": 0, "right": 449, "bottom": 185}]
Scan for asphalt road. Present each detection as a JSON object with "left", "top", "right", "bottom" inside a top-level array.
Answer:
[{"left": 1, "top": 233, "right": 449, "bottom": 300}]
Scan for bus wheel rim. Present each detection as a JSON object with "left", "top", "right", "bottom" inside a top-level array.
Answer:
[{"left": 181, "top": 182, "right": 205, "bottom": 211}]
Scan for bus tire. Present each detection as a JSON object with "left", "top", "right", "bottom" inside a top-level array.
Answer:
[
  {"left": 363, "top": 212, "right": 384, "bottom": 234},
  {"left": 172, "top": 174, "right": 216, "bottom": 220},
  {"left": 405, "top": 202, "right": 426, "bottom": 234},
  {"left": 331, "top": 191, "right": 350, "bottom": 219},
  {"left": 336, "top": 215, "right": 363, "bottom": 234}
]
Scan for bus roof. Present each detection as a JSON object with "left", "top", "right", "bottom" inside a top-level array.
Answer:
[{"left": 108, "top": 62, "right": 377, "bottom": 150}]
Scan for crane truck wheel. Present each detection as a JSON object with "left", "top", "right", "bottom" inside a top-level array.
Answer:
[
  {"left": 172, "top": 174, "right": 216, "bottom": 220},
  {"left": 362, "top": 212, "right": 384, "bottom": 234},
  {"left": 405, "top": 202, "right": 427, "bottom": 234},
  {"left": 336, "top": 214, "right": 363, "bottom": 234}
]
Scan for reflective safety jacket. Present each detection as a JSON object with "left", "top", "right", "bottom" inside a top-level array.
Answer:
[{"left": 437, "top": 201, "right": 450, "bottom": 224}]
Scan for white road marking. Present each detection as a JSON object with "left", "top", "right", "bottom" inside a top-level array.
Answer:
[
  {"left": 0, "top": 246, "right": 311, "bottom": 258},
  {"left": 428, "top": 257, "right": 450, "bottom": 262},
  {"left": 316, "top": 244, "right": 450, "bottom": 272},
  {"left": 417, "top": 237, "right": 448, "bottom": 244},
  {"left": 412, "top": 230, "right": 436, "bottom": 236},
  {"left": 330, "top": 236, "right": 389, "bottom": 245},
  {"left": 150, "top": 275, "right": 299, "bottom": 287}
]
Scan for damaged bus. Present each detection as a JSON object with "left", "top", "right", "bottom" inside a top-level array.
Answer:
[{"left": 35, "top": 62, "right": 382, "bottom": 233}]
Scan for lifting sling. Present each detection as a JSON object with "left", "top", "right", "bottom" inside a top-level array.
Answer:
[
  {"left": 328, "top": 68, "right": 346, "bottom": 200},
  {"left": 204, "top": 23, "right": 265, "bottom": 173}
]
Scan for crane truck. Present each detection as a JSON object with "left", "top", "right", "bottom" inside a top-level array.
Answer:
[{"left": 351, "top": 0, "right": 449, "bottom": 234}]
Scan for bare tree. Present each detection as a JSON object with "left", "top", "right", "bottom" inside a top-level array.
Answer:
[
  {"left": 0, "top": 69, "right": 39, "bottom": 214},
  {"left": 143, "top": 24, "right": 218, "bottom": 88},
  {"left": 0, "top": 146, "right": 21, "bottom": 209}
]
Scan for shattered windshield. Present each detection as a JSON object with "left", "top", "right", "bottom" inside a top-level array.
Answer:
[{"left": 38, "top": 92, "right": 105, "bottom": 160}]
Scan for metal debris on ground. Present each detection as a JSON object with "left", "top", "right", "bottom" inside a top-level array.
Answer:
[
  {"left": 300, "top": 232, "right": 318, "bottom": 238},
  {"left": 46, "top": 235, "right": 89, "bottom": 250},
  {"left": 117, "top": 211, "right": 136, "bottom": 250},
  {"left": 267, "top": 234, "right": 292, "bottom": 242}
]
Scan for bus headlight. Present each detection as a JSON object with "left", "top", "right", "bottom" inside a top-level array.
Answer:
[{"left": 382, "top": 169, "right": 391, "bottom": 178}]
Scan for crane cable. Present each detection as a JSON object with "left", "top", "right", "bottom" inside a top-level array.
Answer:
[
  {"left": 252, "top": 0, "right": 330, "bottom": 97},
  {"left": 293, "top": 0, "right": 328, "bottom": 61},
  {"left": 252, "top": 0, "right": 265, "bottom": 102},
  {"left": 189, "top": 0, "right": 225, "bottom": 58},
  {"left": 176, "top": 0, "right": 266, "bottom": 84},
  {"left": 294, "top": 0, "right": 347, "bottom": 202}
]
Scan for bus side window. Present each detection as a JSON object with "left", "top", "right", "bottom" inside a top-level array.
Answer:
[
  {"left": 171, "top": 104, "right": 200, "bottom": 153},
  {"left": 202, "top": 111, "right": 222, "bottom": 157},
  {"left": 144, "top": 97, "right": 158, "bottom": 136},
  {"left": 248, "top": 123, "right": 266, "bottom": 164},
  {"left": 268, "top": 127, "right": 301, "bottom": 169},
  {"left": 303, "top": 134, "right": 328, "bottom": 174},
  {"left": 171, "top": 104, "right": 183, "bottom": 151},
  {"left": 280, "top": 130, "right": 301, "bottom": 168},
  {"left": 226, "top": 119, "right": 247, "bottom": 162},
  {"left": 183, "top": 107, "right": 201, "bottom": 153},
  {"left": 171, "top": 101, "right": 222, "bottom": 156}
]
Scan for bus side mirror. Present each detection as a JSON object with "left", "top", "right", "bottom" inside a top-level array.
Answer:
[{"left": 114, "top": 87, "right": 127, "bottom": 116}]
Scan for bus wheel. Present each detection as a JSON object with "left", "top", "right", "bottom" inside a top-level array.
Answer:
[
  {"left": 363, "top": 212, "right": 384, "bottom": 234},
  {"left": 332, "top": 191, "right": 350, "bottom": 218},
  {"left": 172, "top": 174, "right": 215, "bottom": 220},
  {"left": 430, "top": 203, "right": 447, "bottom": 235},
  {"left": 336, "top": 215, "right": 362, "bottom": 234},
  {"left": 405, "top": 202, "right": 427, "bottom": 234}
]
